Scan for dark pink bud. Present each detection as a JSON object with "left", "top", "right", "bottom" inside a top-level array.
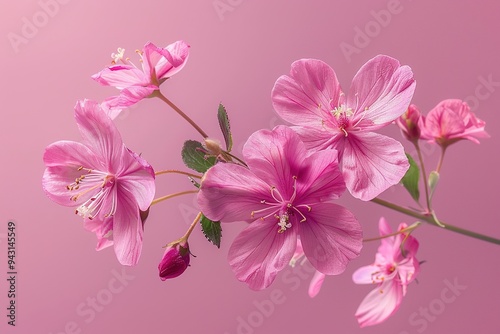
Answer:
[
  {"left": 158, "top": 241, "right": 190, "bottom": 281},
  {"left": 396, "top": 104, "right": 421, "bottom": 142}
]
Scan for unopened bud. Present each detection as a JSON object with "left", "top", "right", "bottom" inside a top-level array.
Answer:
[
  {"left": 204, "top": 138, "right": 223, "bottom": 156},
  {"left": 396, "top": 104, "right": 421, "bottom": 142},
  {"left": 158, "top": 241, "right": 190, "bottom": 281}
]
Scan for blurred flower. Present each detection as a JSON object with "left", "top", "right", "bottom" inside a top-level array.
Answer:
[
  {"left": 158, "top": 241, "right": 191, "bottom": 280},
  {"left": 419, "top": 99, "right": 489, "bottom": 147},
  {"left": 272, "top": 55, "right": 415, "bottom": 201},
  {"left": 42, "top": 100, "right": 155, "bottom": 265},
  {"left": 396, "top": 104, "right": 422, "bottom": 142},
  {"left": 92, "top": 40, "right": 190, "bottom": 118},
  {"left": 198, "top": 125, "right": 362, "bottom": 290},
  {"left": 352, "top": 217, "right": 420, "bottom": 328},
  {"left": 289, "top": 239, "right": 326, "bottom": 298}
]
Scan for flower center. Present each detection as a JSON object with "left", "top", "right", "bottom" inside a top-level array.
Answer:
[
  {"left": 67, "top": 166, "right": 117, "bottom": 220},
  {"left": 331, "top": 105, "right": 353, "bottom": 137},
  {"left": 250, "top": 176, "right": 312, "bottom": 234}
]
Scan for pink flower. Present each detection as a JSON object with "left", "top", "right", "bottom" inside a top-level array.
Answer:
[
  {"left": 352, "top": 217, "right": 420, "bottom": 328},
  {"left": 198, "top": 125, "right": 363, "bottom": 290},
  {"left": 419, "top": 99, "right": 489, "bottom": 146},
  {"left": 289, "top": 239, "right": 326, "bottom": 298},
  {"left": 42, "top": 100, "right": 156, "bottom": 266},
  {"left": 272, "top": 56, "right": 416, "bottom": 201},
  {"left": 158, "top": 241, "right": 191, "bottom": 281},
  {"left": 92, "top": 41, "right": 190, "bottom": 118},
  {"left": 396, "top": 104, "right": 422, "bottom": 142}
]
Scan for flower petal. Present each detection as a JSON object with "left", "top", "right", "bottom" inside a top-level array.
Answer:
[
  {"left": 291, "top": 125, "right": 344, "bottom": 152},
  {"left": 347, "top": 55, "right": 415, "bottom": 127},
  {"left": 111, "top": 189, "right": 143, "bottom": 266},
  {"left": 272, "top": 59, "right": 342, "bottom": 127},
  {"left": 198, "top": 163, "right": 273, "bottom": 222},
  {"left": 355, "top": 280, "right": 403, "bottom": 327},
  {"left": 228, "top": 221, "right": 297, "bottom": 290},
  {"left": 308, "top": 271, "right": 326, "bottom": 298},
  {"left": 342, "top": 132, "right": 409, "bottom": 201},
  {"left": 83, "top": 216, "right": 114, "bottom": 251},
  {"left": 352, "top": 265, "right": 384, "bottom": 284},
  {"left": 92, "top": 65, "right": 148, "bottom": 89},
  {"left": 242, "top": 125, "right": 306, "bottom": 197},
  {"left": 299, "top": 203, "right": 362, "bottom": 275}
]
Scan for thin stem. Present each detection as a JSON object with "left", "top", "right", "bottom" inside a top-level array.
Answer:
[
  {"left": 151, "top": 190, "right": 198, "bottom": 206},
  {"left": 155, "top": 169, "right": 202, "bottom": 179},
  {"left": 363, "top": 222, "right": 420, "bottom": 242},
  {"left": 415, "top": 142, "right": 431, "bottom": 212},
  {"left": 223, "top": 150, "right": 248, "bottom": 167},
  {"left": 183, "top": 212, "right": 203, "bottom": 240},
  {"left": 155, "top": 91, "right": 209, "bottom": 139},
  {"left": 371, "top": 197, "right": 500, "bottom": 245},
  {"left": 436, "top": 146, "right": 447, "bottom": 173}
]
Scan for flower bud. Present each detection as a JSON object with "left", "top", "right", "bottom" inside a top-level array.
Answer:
[
  {"left": 204, "top": 138, "right": 223, "bottom": 156},
  {"left": 158, "top": 241, "right": 190, "bottom": 281},
  {"left": 396, "top": 104, "right": 421, "bottom": 142}
]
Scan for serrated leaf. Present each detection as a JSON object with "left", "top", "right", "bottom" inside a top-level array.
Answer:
[
  {"left": 217, "top": 103, "right": 233, "bottom": 151},
  {"left": 181, "top": 140, "right": 217, "bottom": 173},
  {"left": 200, "top": 214, "right": 222, "bottom": 248},
  {"left": 401, "top": 153, "right": 420, "bottom": 202}
]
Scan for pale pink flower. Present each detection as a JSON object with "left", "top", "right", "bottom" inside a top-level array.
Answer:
[
  {"left": 92, "top": 41, "right": 190, "bottom": 118},
  {"left": 272, "top": 56, "right": 415, "bottom": 201},
  {"left": 42, "top": 100, "right": 156, "bottom": 265},
  {"left": 352, "top": 217, "right": 420, "bottom": 327},
  {"left": 396, "top": 104, "right": 422, "bottom": 142},
  {"left": 158, "top": 241, "right": 191, "bottom": 281},
  {"left": 419, "top": 99, "right": 489, "bottom": 146},
  {"left": 198, "top": 126, "right": 362, "bottom": 290}
]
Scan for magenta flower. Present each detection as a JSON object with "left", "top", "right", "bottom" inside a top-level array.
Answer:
[
  {"left": 198, "top": 125, "right": 362, "bottom": 290},
  {"left": 396, "top": 104, "right": 422, "bottom": 142},
  {"left": 352, "top": 217, "right": 420, "bottom": 327},
  {"left": 92, "top": 40, "right": 190, "bottom": 118},
  {"left": 158, "top": 241, "right": 191, "bottom": 281},
  {"left": 42, "top": 100, "right": 156, "bottom": 266},
  {"left": 272, "top": 56, "right": 416, "bottom": 201},
  {"left": 419, "top": 99, "right": 489, "bottom": 146}
]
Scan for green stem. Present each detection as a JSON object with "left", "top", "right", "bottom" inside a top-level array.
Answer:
[
  {"left": 415, "top": 142, "right": 431, "bottom": 212},
  {"left": 371, "top": 197, "right": 500, "bottom": 245},
  {"left": 155, "top": 91, "right": 209, "bottom": 139}
]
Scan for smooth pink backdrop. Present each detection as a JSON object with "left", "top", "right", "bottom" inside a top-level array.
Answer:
[{"left": 1, "top": 1, "right": 499, "bottom": 333}]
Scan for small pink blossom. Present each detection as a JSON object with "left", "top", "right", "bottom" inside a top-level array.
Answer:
[
  {"left": 42, "top": 100, "right": 156, "bottom": 265},
  {"left": 92, "top": 40, "right": 190, "bottom": 118},
  {"left": 198, "top": 125, "right": 362, "bottom": 290},
  {"left": 396, "top": 104, "right": 422, "bottom": 142},
  {"left": 158, "top": 241, "right": 191, "bottom": 281},
  {"left": 272, "top": 56, "right": 415, "bottom": 201},
  {"left": 419, "top": 99, "right": 489, "bottom": 146},
  {"left": 352, "top": 217, "right": 420, "bottom": 327}
]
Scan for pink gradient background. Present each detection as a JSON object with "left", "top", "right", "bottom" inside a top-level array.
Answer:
[{"left": 1, "top": 0, "right": 499, "bottom": 333}]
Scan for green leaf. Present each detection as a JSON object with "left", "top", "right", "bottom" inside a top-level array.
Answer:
[
  {"left": 181, "top": 140, "right": 217, "bottom": 173},
  {"left": 217, "top": 103, "right": 233, "bottom": 151},
  {"left": 200, "top": 214, "right": 222, "bottom": 248},
  {"left": 401, "top": 153, "right": 420, "bottom": 202}
]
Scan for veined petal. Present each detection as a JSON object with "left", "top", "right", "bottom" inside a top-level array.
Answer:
[
  {"left": 299, "top": 203, "right": 362, "bottom": 275},
  {"left": 355, "top": 280, "right": 403, "bottom": 327},
  {"left": 242, "top": 126, "right": 306, "bottom": 197},
  {"left": 297, "top": 148, "right": 345, "bottom": 203},
  {"left": 347, "top": 55, "right": 415, "bottom": 126},
  {"left": 74, "top": 100, "right": 125, "bottom": 174},
  {"left": 119, "top": 168, "right": 156, "bottom": 212},
  {"left": 228, "top": 221, "right": 297, "bottom": 290},
  {"left": 42, "top": 141, "right": 102, "bottom": 206},
  {"left": 291, "top": 125, "right": 344, "bottom": 152},
  {"left": 111, "top": 189, "right": 143, "bottom": 266},
  {"left": 92, "top": 65, "right": 148, "bottom": 89},
  {"left": 142, "top": 41, "right": 190, "bottom": 80},
  {"left": 198, "top": 163, "right": 273, "bottom": 222},
  {"left": 342, "top": 132, "right": 409, "bottom": 201},
  {"left": 83, "top": 216, "right": 114, "bottom": 251},
  {"left": 308, "top": 271, "right": 326, "bottom": 298},
  {"left": 272, "top": 59, "right": 342, "bottom": 127}
]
